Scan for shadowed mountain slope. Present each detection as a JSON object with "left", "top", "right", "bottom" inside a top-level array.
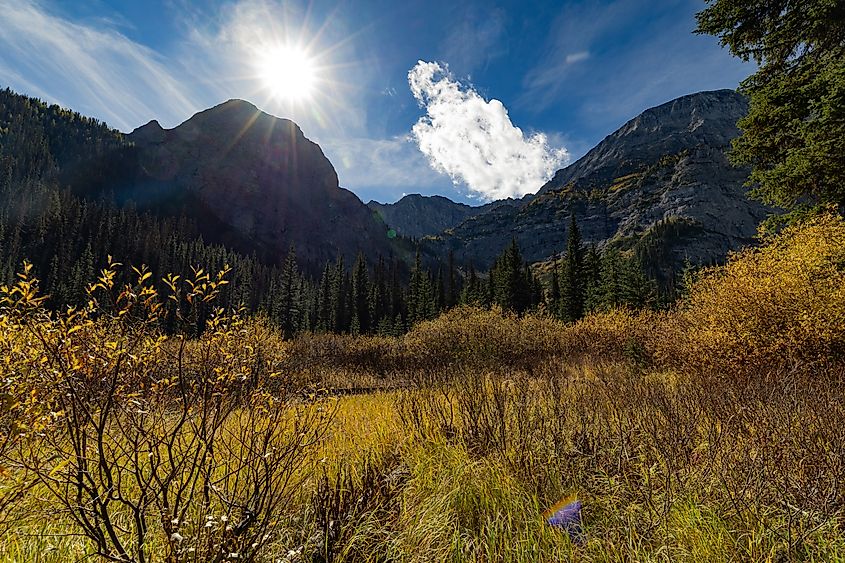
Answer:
[{"left": 68, "top": 99, "right": 395, "bottom": 269}]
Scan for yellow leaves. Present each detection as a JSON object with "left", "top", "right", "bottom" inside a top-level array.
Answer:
[
  {"left": 654, "top": 211, "right": 845, "bottom": 375},
  {"left": 133, "top": 265, "right": 153, "bottom": 285},
  {"left": 48, "top": 457, "right": 71, "bottom": 478}
]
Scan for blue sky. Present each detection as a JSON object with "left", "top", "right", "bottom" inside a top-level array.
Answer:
[{"left": 0, "top": 0, "right": 752, "bottom": 204}]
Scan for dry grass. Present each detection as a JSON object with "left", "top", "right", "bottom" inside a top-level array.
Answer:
[{"left": 2, "top": 214, "right": 845, "bottom": 561}]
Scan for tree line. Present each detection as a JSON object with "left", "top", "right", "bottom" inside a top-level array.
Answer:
[{"left": 0, "top": 86, "right": 661, "bottom": 338}]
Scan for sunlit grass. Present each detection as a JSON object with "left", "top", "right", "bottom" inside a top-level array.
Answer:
[{"left": 2, "top": 213, "right": 845, "bottom": 561}]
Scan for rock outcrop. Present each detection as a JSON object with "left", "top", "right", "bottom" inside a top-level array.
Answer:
[
  {"left": 424, "top": 90, "right": 771, "bottom": 277},
  {"left": 73, "top": 99, "right": 394, "bottom": 268}
]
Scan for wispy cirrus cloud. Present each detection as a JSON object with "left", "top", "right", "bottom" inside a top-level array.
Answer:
[
  {"left": 517, "top": 0, "right": 753, "bottom": 137},
  {"left": 321, "top": 136, "right": 454, "bottom": 202},
  {"left": 565, "top": 51, "right": 590, "bottom": 64},
  {"left": 439, "top": 7, "right": 508, "bottom": 76},
  {"left": 0, "top": 0, "right": 198, "bottom": 131},
  {"left": 408, "top": 60, "right": 568, "bottom": 201}
]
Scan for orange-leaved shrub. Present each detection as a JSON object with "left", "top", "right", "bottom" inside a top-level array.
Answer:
[{"left": 655, "top": 212, "right": 845, "bottom": 377}]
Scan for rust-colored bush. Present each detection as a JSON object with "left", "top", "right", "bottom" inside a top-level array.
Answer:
[
  {"left": 654, "top": 212, "right": 845, "bottom": 377},
  {"left": 401, "top": 306, "right": 567, "bottom": 372}
]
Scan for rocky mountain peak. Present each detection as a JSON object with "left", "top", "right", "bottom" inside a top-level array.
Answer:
[
  {"left": 128, "top": 119, "right": 165, "bottom": 146},
  {"left": 74, "top": 100, "right": 393, "bottom": 269},
  {"left": 540, "top": 89, "right": 748, "bottom": 195}
]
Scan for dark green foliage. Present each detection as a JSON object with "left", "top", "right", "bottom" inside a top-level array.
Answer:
[
  {"left": 459, "top": 264, "right": 487, "bottom": 307},
  {"left": 619, "top": 256, "right": 658, "bottom": 309},
  {"left": 350, "top": 253, "right": 370, "bottom": 335},
  {"left": 407, "top": 251, "right": 437, "bottom": 326},
  {"left": 590, "top": 247, "right": 657, "bottom": 313},
  {"left": 368, "top": 256, "right": 390, "bottom": 334},
  {"left": 559, "top": 214, "right": 585, "bottom": 322},
  {"left": 631, "top": 216, "right": 705, "bottom": 292},
  {"left": 583, "top": 244, "right": 602, "bottom": 311},
  {"left": 0, "top": 87, "right": 125, "bottom": 182},
  {"left": 696, "top": 0, "right": 845, "bottom": 210},
  {"left": 446, "top": 250, "right": 459, "bottom": 308},
  {"left": 489, "top": 239, "right": 533, "bottom": 313},
  {"left": 548, "top": 255, "right": 561, "bottom": 309},
  {"left": 596, "top": 248, "right": 624, "bottom": 310},
  {"left": 277, "top": 245, "right": 301, "bottom": 339}
]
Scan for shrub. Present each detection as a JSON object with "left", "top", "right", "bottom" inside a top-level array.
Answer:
[
  {"left": 0, "top": 261, "right": 331, "bottom": 563},
  {"left": 401, "top": 306, "right": 568, "bottom": 373},
  {"left": 657, "top": 212, "right": 845, "bottom": 377}
]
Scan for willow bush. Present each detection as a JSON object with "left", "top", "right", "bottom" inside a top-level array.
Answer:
[
  {"left": 0, "top": 260, "right": 331, "bottom": 563},
  {"left": 654, "top": 212, "right": 845, "bottom": 378}
]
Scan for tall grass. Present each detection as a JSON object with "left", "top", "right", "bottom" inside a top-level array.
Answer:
[{"left": 2, "top": 214, "right": 845, "bottom": 561}]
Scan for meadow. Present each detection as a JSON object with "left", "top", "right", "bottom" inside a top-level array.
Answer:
[{"left": 1, "top": 213, "right": 844, "bottom": 562}]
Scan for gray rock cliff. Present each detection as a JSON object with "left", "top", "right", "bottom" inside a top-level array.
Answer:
[{"left": 424, "top": 90, "right": 770, "bottom": 277}]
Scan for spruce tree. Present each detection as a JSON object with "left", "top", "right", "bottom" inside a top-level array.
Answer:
[
  {"left": 460, "top": 264, "right": 483, "bottom": 306},
  {"left": 446, "top": 250, "right": 458, "bottom": 308},
  {"left": 597, "top": 247, "right": 624, "bottom": 310},
  {"left": 696, "top": 0, "right": 845, "bottom": 211},
  {"left": 278, "top": 245, "right": 299, "bottom": 339},
  {"left": 350, "top": 252, "right": 370, "bottom": 335},
  {"left": 560, "top": 213, "right": 585, "bottom": 322},
  {"left": 407, "top": 251, "right": 435, "bottom": 325},
  {"left": 490, "top": 239, "right": 531, "bottom": 313},
  {"left": 368, "top": 255, "right": 388, "bottom": 332},
  {"left": 620, "top": 256, "right": 657, "bottom": 310},
  {"left": 316, "top": 263, "right": 332, "bottom": 332},
  {"left": 549, "top": 253, "right": 561, "bottom": 312},
  {"left": 583, "top": 244, "right": 602, "bottom": 312}
]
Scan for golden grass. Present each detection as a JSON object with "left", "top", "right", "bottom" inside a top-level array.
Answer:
[{"left": 2, "top": 213, "right": 845, "bottom": 561}]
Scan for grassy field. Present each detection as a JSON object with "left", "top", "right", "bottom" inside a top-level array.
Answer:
[{"left": 1, "top": 214, "right": 844, "bottom": 562}]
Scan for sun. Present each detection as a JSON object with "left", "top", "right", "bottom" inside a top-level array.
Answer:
[{"left": 259, "top": 45, "right": 317, "bottom": 102}]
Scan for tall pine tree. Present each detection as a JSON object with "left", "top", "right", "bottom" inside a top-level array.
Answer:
[{"left": 559, "top": 213, "right": 585, "bottom": 322}]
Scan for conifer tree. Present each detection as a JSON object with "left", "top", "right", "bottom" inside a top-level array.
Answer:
[
  {"left": 329, "top": 257, "right": 347, "bottom": 333},
  {"left": 597, "top": 247, "right": 624, "bottom": 310},
  {"left": 696, "top": 0, "right": 845, "bottom": 211},
  {"left": 583, "top": 244, "right": 602, "bottom": 312},
  {"left": 350, "top": 252, "right": 370, "bottom": 335},
  {"left": 436, "top": 265, "right": 446, "bottom": 313},
  {"left": 278, "top": 245, "right": 300, "bottom": 339},
  {"left": 549, "top": 252, "right": 561, "bottom": 311},
  {"left": 369, "top": 255, "right": 388, "bottom": 332},
  {"left": 528, "top": 266, "right": 544, "bottom": 308},
  {"left": 490, "top": 238, "right": 531, "bottom": 313},
  {"left": 460, "top": 263, "right": 483, "bottom": 306},
  {"left": 620, "top": 256, "right": 657, "bottom": 310},
  {"left": 446, "top": 250, "right": 458, "bottom": 308},
  {"left": 560, "top": 213, "right": 585, "bottom": 321},
  {"left": 316, "top": 263, "right": 332, "bottom": 332},
  {"left": 407, "top": 250, "right": 435, "bottom": 325}
]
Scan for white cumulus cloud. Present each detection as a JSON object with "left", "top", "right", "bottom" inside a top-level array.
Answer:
[{"left": 408, "top": 60, "right": 568, "bottom": 201}]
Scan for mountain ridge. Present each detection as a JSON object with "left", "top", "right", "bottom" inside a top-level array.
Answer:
[
  {"left": 419, "top": 89, "right": 770, "bottom": 281},
  {"left": 66, "top": 98, "right": 397, "bottom": 270},
  {"left": 367, "top": 194, "right": 516, "bottom": 238}
]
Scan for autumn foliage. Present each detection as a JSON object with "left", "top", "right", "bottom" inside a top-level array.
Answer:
[{"left": 1, "top": 213, "right": 844, "bottom": 561}]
